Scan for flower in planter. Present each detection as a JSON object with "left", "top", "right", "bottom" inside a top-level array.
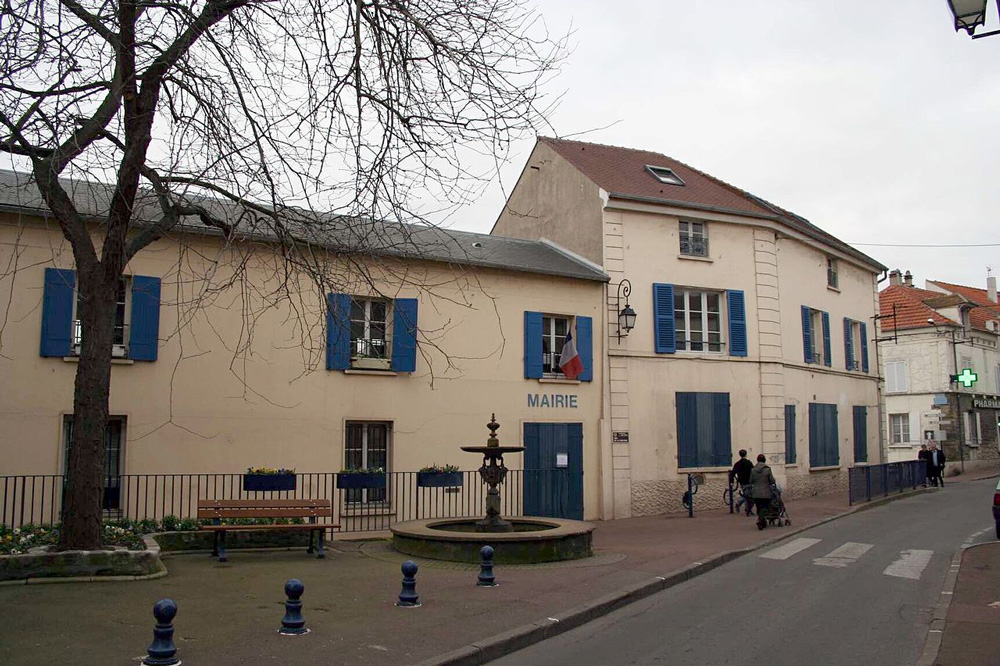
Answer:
[
  {"left": 245, "top": 466, "right": 296, "bottom": 475},
  {"left": 418, "top": 463, "right": 460, "bottom": 473},
  {"left": 338, "top": 467, "right": 385, "bottom": 474}
]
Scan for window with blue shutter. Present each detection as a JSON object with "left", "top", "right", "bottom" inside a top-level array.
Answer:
[
  {"left": 801, "top": 305, "right": 813, "bottom": 364},
  {"left": 129, "top": 276, "right": 161, "bottom": 361},
  {"left": 785, "top": 405, "right": 796, "bottom": 464},
  {"left": 524, "top": 311, "right": 543, "bottom": 378},
  {"left": 860, "top": 323, "right": 869, "bottom": 373},
  {"left": 853, "top": 405, "right": 868, "bottom": 463},
  {"left": 821, "top": 311, "right": 831, "bottom": 367},
  {"left": 326, "top": 293, "right": 351, "bottom": 370},
  {"left": 676, "top": 392, "right": 732, "bottom": 468},
  {"left": 653, "top": 283, "right": 676, "bottom": 354},
  {"left": 390, "top": 298, "right": 418, "bottom": 373},
  {"left": 727, "top": 289, "right": 747, "bottom": 357},
  {"left": 808, "top": 402, "right": 839, "bottom": 468},
  {"left": 40, "top": 267, "right": 75, "bottom": 357},
  {"left": 575, "top": 316, "right": 593, "bottom": 382},
  {"left": 843, "top": 317, "right": 854, "bottom": 371}
]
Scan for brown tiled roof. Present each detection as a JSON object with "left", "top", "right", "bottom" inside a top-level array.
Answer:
[
  {"left": 879, "top": 285, "right": 957, "bottom": 331},
  {"left": 538, "top": 137, "right": 885, "bottom": 271},
  {"left": 927, "top": 281, "right": 1000, "bottom": 331}
]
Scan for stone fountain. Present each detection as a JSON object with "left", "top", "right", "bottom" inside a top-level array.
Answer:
[
  {"left": 460, "top": 414, "right": 523, "bottom": 532},
  {"left": 390, "top": 415, "right": 594, "bottom": 564}
]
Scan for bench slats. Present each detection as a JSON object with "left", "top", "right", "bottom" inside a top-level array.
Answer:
[
  {"left": 198, "top": 509, "right": 328, "bottom": 519},
  {"left": 200, "top": 523, "right": 337, "bottom": 532},
  {"left": 197, "top": 499, "right": 330, "bottom": 509}
]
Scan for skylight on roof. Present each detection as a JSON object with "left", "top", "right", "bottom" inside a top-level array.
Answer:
[{"left": 645, "top": 165, "right": 685, "bottom": 186}]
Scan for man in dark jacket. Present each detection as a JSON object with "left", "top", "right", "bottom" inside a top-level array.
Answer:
[
  {"left": 749, "top": 454, "right": 776, "bottom": 530},
  {"left": 918, "top": 444, "right": 931, "bottom": 487},
  {"left": 728, "top": 449, "right": 755, "bottom": 516},
  {"left": 928, "top": 443, "right": 947, "bottom": 487}
]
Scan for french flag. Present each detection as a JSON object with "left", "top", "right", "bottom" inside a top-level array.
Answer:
[{"left": 559, "top": 330, "right": 584, "bottom": 380}]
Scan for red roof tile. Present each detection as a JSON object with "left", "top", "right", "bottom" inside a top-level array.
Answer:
[
  {"left": 879, "top": 285, "right": 956, "bottom": 331},
  {"left": 927, "top": 281, "right": 1000, "bottom": 331},
  {"left": 537, "top": 137, "right": 885, "bottom": 271}
]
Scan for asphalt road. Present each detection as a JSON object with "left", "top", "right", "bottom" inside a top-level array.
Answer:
[{"left": 491, "top": 477, "right": 998, "bottom": 666}]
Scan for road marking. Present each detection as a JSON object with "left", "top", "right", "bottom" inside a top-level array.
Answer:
[
  {"left": 883, "top": 549, "right": 934, "bottom": 580},
  {"left": 760, "top": 538, "right": 822, "bottom": 560},
  {"left": 813, "top": 542, "right": 873, "bottom": 568}
]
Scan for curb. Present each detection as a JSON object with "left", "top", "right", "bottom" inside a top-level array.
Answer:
[{"left": 417, "top": 486, "right": 934, "bottom": 666}]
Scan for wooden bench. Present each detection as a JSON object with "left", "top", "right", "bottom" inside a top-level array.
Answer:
[{"left": 197, "top": 499, "right": 337, "bottom": 562}]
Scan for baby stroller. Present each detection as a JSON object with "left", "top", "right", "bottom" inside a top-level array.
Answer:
[{"left": 761, "top": 483, "right": 791, "bottom": 527}]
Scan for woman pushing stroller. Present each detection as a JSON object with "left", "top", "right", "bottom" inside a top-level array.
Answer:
[{"left": 749, "top": 454, "right": 776, "bottom": 530}]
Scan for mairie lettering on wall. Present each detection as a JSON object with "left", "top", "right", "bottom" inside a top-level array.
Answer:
[{"left": 527, "top": 394, "right": 579, "bottom": 409}]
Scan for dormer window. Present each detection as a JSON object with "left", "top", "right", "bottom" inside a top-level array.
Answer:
[{"left": 645, "top": 165, "right": 685, "bottom": 186}]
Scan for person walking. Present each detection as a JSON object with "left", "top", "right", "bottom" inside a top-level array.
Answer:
[
  {"left": 917, "top": 444, "right": 931, "bottom": 487},
  {"left": 728, "top": 449, "right": 755, "bottom": 516},
  {"left": 928, "top": 443, "right": 947, "bottom": 487},
  {"left": 749, "top": 454, "right": 776, "bottom": 530}
]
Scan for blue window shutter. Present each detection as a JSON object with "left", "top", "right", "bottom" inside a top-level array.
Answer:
[
  {"left": 524, "top": 311, "right": 543, "bottom": 378},
  {"left": 711, "top": 393, "right": 732, "bottom": 466},
  {"left": 843, "top": 318, "right": 854, "bottom": 371},
  {"left": 821, "top": 311, "right": 831, "bottom": 367},
  {"left": 801, "top": 306, "right": 813, "bottom": 364},
  {"left": 653, "top": 283, "right": 676, "bottom": 354},
  {"left": 828, "top": 404, "right": 840, "bottom": 467},
  {"left": 808, "top": 403, "right": 819, "bottom": 467},
  {"left": 676, "top": 392, "right": 697, "bottom": 468},
  {"left": 727, "top": 290, "right": 747, "bottom": 357},
  {"left": 784, "top": 405, "right": 796, "bottom": 465},
  {"left": 391, "top": 298, "right": 418, "bottom": 373},
  {"left": 853, "top": 406, "right": 868, "bottom": 463},
  {"left": 860, "top": 323, "right": 869, "bottom": 373},
  {"left": 40, "top": 268, "right": 75, "bottom": 357},
  {"left": 326, "top": 294, "right": 351, "bottom": 370},
  {"left": 575, "top": 316, "right": 593, "bottom": 382},
  {"left": 129, "top": 276, "right": 161, "bottom": 361}
]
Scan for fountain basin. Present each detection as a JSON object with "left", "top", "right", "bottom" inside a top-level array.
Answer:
[{"left": 391, "top": 517, "right": 594, "bottom": 564}]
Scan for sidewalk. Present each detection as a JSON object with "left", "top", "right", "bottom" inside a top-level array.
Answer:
[
  {"left": 933, "top": 542, "right": 1000, "bottom": 666},
  {"left": 0, "top": 472, "right": 993, "bottom": 666}
]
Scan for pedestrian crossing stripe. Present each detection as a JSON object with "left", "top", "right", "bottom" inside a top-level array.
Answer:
[
  {"left": 883, "top": 550, "right": 934, "bottom": 579},
  {"left": 759, "top": 538, "right": 821, "bottom": 560},
  {"left": 759, "top": 540, "right": 935, "bottom": 581},
  {"left": 812, "top": 542, "right": 873, "bottom": 567}
]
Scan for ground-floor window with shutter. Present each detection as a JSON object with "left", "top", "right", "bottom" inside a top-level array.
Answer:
[
  {"left": 785, "top": 405, "right": 796, "bottom": 464},
  {"left": 676, "top": 392, "right": 732, "bottom": 468},
  {"left": 853, "top": 405, "right": 868, "bottom": 463},
  {"left": 63, "top": 415, "right": 126, "bottom": 513},
  {"left": 808, "top": 402, "right": 839, "bottom": 468},
  {"left": 344, "top": 421, "right": 390, "bottom": 504}
]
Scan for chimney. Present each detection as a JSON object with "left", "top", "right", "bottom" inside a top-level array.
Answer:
[
  {"left": 903, "top": 270, "right": 913, "bottom": 287},
  {"left": 889, "top": 269, "right": 902, "bottom": 287},
  {"left": 989, "top": 275, "right": 997, "bottom": 303}
]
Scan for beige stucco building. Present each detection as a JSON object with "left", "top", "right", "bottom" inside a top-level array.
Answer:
[
  {"left": 493, "top": 138, "right": 887, "bottom": 517},
  {"left": 0, "top": 170, "right": 608, "bottom": 524}
]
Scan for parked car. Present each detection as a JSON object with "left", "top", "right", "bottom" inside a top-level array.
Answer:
[{"left": 994, "top": 478, "right": 1000, "bottom": 540}]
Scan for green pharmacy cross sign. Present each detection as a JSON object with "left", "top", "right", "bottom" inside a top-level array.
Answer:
[{"left": 955, "top": 368, "right": 978, "bottom": 388}]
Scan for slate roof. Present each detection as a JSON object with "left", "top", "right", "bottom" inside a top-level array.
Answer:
[
  {"left": 538, "top": 137, "right": 886, "bottom": 271},
  {"left": 0, "top": 169, "right": 608, "bottom": 283}
]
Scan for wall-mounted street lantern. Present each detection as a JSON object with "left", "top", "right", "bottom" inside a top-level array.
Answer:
[
  {"left": 947, "top": 0, "right": 1000, "bottom": 38},
  {"left": 616, "top": 279, "right": 636, "bottom": 342}
]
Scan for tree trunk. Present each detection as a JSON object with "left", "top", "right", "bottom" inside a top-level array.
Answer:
[{"left": 57, "top": 269, "right": 117, "bottom": 551}]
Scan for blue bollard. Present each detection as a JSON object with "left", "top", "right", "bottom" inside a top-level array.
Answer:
[
  {"left": 142, "top": 599, "right": 180, "bottom": 666},
  {"left": 279, "top": 579, "right": 309, "bottom": 636},
  {"left": 477, "top": 545, "right": 498, "bottom": 587},
  {"left": 396, "top": 560, "right": 421, "bottom": 607}
]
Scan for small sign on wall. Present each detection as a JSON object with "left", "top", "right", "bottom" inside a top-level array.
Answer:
[
  {"left": 612, "top": 431, "right": 629, "bottom": 443},
  {"left": 555, "top": 453, "right": 569, "bottom": 468}
]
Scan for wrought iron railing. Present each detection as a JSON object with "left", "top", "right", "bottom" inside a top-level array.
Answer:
[
  {"left": 0, "top": 470, "right": 580, "bottom": 532},
  {"left": 848, "top": 460, "right": 926, "bottom": 505}
]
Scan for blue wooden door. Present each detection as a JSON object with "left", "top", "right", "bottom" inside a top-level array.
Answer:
[{"left": 523, "top": 423, "right": 583, "bottom": 520}]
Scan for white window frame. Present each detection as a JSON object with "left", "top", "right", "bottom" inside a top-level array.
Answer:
[
  {"left": 848, "top": 320, "right": 862, "bottom": 371},
  {"left": 889, "top": 413, "right": 910, "bottom": 445},
  {"left": 678, "top": 220, "right": 709, "bottom": 258},
  {"left": 827, "top": 257, "right": 839, "bottom": 289},
  {"left": 350, "top": 297, "right": 392, "bottom": 369},
  {"left": 645, "top": 165, "right": 685, "bottom": 186},
  {"left": 344, "top": 421, "right": 391, "bottom": 504},
  {"left": 72, "top": 276, "right": 132, "bottom": 358},
  {"left": 810, "top": 308, "right": 824, "bottom": 365},
  {"left": 541, "top": 314, "right": 571, "bottom": 376},
  {"left": 964, "top": 411, "right": 981, "bottom": 447},
  {"left": 885, "top": 360, "right": 909, "bottom": 393},
  {"left": 674, "top": 289, "right": 724, "bottom": 353}
]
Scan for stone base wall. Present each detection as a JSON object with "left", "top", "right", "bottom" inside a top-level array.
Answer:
[
  {"left": 631, "top": 478, "right": 732, "bottom": 517},
  {"left": 153, "top": 530, "right": 314, "bottom": 552},
  {"left": 783, "top": 469, "right": 848, "bottom": 501},
  {"left": 0, "top": 536, "right": 163, "bottom": 582}
]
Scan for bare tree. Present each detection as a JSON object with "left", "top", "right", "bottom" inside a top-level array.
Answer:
[{"left": 0, "top": 0, "right": 562, "bottom": 550}]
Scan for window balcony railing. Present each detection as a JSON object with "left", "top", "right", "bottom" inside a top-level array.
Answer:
[
  {"left": 72, "top": 320, "right": 130, "bottom": 357},
  {"left": 679, "top": 236, "right": 709, "bottom": 257},
  {"left": 351, "top": 337, "right": 388, "bottom": 360}
]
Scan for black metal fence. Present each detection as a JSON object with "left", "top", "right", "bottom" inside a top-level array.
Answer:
[
  {"left": 848, "top": 460, "right": 927, "bottom": 505},
  {"left": 0, "top": 471, "right": 557, "bottom": 533}
]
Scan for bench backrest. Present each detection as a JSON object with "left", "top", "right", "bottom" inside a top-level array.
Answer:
[{"left": 197, "top": 499, "right": 332, "bottom": 520}]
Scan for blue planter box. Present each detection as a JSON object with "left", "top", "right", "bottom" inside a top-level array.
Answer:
[
  {"left": 417, "top": 472, "right": 464, "bottom": 488},
  {"left": 243, "top": 474, "right": 296, "bottom": 492},
  {"left": 337, "top": 473, "right": 387, "bottom": 490}
]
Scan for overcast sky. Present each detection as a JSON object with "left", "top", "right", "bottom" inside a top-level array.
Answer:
[{"left": 441, "top": 0, "right": 1000, "bottom": 291}]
